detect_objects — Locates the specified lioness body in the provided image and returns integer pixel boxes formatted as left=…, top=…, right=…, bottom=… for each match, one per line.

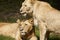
left=0, top=18, right=37, bottom=40
left=0, top=22, right=22, bottom=40
left=0, top=23, right=18, bottom=37
left=33, top=1, right=60, bottom=40
left=32, top=1, right=60, bottom=33
left=20, top=0, right=60, bottom=40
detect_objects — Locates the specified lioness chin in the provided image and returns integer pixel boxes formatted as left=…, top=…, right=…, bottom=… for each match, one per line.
left=20, top=0, right=60, bottom=40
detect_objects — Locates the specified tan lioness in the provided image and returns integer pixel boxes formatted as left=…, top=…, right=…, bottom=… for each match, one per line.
left=0, top=20, right=23, bottom=40
left=20, top=0, right=60, bottom=40
left=20, top=18, right=37, bottom=40
left=0, top=19, right=37, bottom=40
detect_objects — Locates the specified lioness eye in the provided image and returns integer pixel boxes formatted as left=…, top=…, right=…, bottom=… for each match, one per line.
left=20, top=24, right=22, bottom=26
left=25, top=5, right=27, bottom=6
left=25, top=24, right=27, bottom=25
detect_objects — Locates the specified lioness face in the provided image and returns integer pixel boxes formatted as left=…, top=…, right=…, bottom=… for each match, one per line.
left=20, top=19, right=33, bottom=35
left=20, top=0, right=34, bottom=15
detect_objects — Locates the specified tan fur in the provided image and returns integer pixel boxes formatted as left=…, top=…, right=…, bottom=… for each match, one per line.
left=0, top=19, right=37, bottom=40
left=20, top=18, right=37, bottom=40
left=0, top=22, right=22, bottom=40
left=20, top=0, right=60, bottom=40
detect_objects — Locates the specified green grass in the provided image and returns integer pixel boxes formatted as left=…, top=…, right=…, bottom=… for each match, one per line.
left=35, top=26, right=39, bottom=37
left=49, top=35, right=60, bottom=40
left=35, top=26, right=60, bottom=40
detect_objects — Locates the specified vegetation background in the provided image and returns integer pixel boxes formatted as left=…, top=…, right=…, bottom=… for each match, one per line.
left=0, top=0, right=60, bottom=40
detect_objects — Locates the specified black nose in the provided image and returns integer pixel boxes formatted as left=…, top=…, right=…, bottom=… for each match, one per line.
left=22, top=32, right=27, bottom=34
left=22, top=32, right=27, bottom=33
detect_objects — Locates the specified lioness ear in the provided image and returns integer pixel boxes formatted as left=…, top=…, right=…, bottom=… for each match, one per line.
left=29, top=18, right=33, bottom=24
left=29, top=0, right=37, bottom=4
left=16, top=19, right=21, bottom=23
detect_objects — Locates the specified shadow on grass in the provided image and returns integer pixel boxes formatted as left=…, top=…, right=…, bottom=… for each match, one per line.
left=0, top=35, right=15, bottom=40
left=49, top=36, right=60, bottom=40
left=35, top=26, right=60, bottom=40
left=36, top=35, right=60, bottom=40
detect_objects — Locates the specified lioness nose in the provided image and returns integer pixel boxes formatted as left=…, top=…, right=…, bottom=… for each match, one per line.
left=21, top=32, right=27, bottom=35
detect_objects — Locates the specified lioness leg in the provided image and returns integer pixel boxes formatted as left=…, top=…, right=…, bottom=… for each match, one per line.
left=29, top=32, right=37, bottom=40
left=39, top=21, right=47, bottom=40
left=30, top=36, right=37, bottom=40
left=15, top=28, right=22, bottom=40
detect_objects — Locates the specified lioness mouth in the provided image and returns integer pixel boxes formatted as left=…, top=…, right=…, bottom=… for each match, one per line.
left=20, top=13, right=27, bottom=16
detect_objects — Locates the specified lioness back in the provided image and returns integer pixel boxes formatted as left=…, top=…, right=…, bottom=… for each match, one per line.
left=0, top=23, right=19, bottom=38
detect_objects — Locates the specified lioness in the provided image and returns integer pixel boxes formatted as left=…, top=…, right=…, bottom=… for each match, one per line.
left=0, top=20, right=23, bottom=40
left=0, top=19, right=37, bottom=40
left=20, top=0, right=60, bottom=40
left=20, top=18, right=37, bottom=40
